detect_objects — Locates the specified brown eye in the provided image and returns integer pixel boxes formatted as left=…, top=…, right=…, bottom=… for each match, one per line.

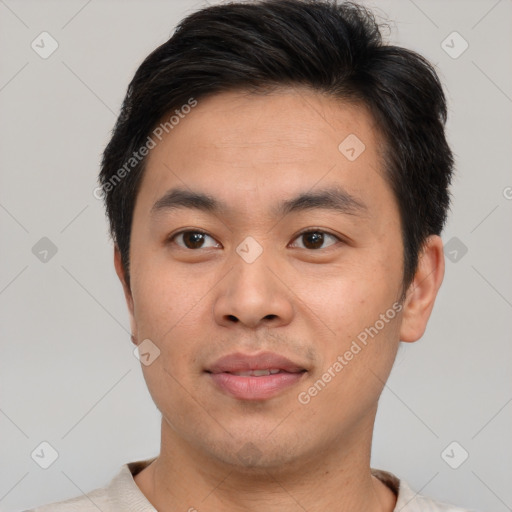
left=171, top=231, right=219, bottom=250
left=291, top=230, right=339, bottom=250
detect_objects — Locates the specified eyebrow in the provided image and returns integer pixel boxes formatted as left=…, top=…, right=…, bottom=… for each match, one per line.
left=150, top=186, right=367, bottom=218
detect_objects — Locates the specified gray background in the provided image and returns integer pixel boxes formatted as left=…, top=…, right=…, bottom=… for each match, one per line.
left=0, top=0, right=511, bottom=510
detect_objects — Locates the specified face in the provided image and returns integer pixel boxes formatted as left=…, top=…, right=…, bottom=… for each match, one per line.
left=116, top=88, right=434, bottom=470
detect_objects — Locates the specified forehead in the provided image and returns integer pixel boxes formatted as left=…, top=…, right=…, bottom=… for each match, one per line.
left=137, top=87, right=392, bottom=218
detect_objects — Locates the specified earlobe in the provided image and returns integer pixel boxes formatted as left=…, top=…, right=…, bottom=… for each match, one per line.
left=114, top=246, right=138, bottom=344
left=399, top=235, right=445, bottom=343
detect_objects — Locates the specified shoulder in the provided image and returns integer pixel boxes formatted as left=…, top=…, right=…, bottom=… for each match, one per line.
left=372, top=468, right=479, bottom=512
left=23, top=458, right=157, bottom=512
left=22, top=484, right=111, bottom=511
left=398, top=479, right=476, bottom=511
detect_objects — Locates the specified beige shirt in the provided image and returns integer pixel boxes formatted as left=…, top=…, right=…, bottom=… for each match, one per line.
left=25, top=457, right=474, bottom=511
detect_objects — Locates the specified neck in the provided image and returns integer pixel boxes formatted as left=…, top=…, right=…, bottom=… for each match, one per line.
left=134, top=417, right=397, bottom=512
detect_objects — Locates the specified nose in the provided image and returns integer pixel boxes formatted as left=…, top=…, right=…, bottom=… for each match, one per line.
left=212, top=247, right=294, bottom=330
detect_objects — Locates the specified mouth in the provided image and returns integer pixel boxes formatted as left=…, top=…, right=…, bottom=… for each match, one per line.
left=224, top=369, right=294, bottom=376
left=205, top=352, right=308, bottom=401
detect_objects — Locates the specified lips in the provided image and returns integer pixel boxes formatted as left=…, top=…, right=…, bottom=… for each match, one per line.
left=207, top=352, right=306, bottom=374
left=206, top=352, right=307, bottom=400
left=229, top=369, right=283, bottom=376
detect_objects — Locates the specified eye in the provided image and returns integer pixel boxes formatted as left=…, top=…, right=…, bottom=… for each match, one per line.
left=290, top=230, right=341, bottom=250
left=169, top=230, right=221, bottom=250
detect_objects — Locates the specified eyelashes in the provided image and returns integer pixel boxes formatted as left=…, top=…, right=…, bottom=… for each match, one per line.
left=168, top=229, right=342, bottom=251
left=170, top=230, right=220, bottom=250
left=290, top=230, right=340, bottom=250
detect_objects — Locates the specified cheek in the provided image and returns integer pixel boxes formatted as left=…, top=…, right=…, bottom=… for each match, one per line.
left=131, top=252, right=208, bottom=334
left=131, top=265, right=208, bottom=417
left=291, top=254, right=401, bottom=338
left=130, top=256, right=220, bottom=382
left=296, top=311, right=401, bottom=428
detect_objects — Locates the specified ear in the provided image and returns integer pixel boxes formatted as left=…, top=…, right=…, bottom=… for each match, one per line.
left=400, top=235, right=445, bottom=343
left=114, top=246, right=138, bottom=345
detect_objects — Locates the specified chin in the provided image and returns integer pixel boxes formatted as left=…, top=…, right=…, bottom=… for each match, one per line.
left=197, top=429, right=309, bottom=472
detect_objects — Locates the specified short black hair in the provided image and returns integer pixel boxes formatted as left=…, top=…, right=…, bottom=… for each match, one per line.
left=99, top=0, right=454, bottom=292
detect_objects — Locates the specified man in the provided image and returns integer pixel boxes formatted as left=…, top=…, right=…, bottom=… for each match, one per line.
left=27, top=0, right=474, bottom=510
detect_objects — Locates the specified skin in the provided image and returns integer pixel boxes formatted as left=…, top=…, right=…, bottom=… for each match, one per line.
left=114, top=87, right=445, bottom=512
